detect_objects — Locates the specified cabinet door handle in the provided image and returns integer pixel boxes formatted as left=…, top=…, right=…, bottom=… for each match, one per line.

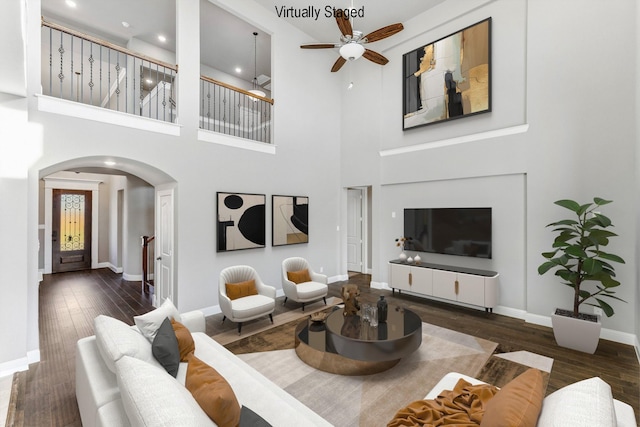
left=454, top=280, right=459, bottom=295
left=408, top=272, right=412, bottom=286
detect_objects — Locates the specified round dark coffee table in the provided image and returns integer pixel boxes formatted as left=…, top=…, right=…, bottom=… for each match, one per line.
left=294, top=305, right=422, bottom=375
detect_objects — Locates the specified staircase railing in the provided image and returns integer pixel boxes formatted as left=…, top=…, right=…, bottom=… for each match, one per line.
left=200, top=75, right=274, bottom=144
left=41, top=18, right=178, bottom=123
left=141, top=235, right=155, bottom=294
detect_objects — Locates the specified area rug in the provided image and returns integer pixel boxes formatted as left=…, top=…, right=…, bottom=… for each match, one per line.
left=237, top=323, right=498, bottom=427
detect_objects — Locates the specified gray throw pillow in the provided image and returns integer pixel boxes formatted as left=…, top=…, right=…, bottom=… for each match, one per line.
left=240, top=406, right=272, bottom=427
left=151, top=317, right=180, bottom=377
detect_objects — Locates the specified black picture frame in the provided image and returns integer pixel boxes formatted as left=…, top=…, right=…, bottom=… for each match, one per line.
left=216, top=192, right=266, bottom=252
left=403, top=17, right=491, bottom=130
left=272, top=195, right=309, bottom=246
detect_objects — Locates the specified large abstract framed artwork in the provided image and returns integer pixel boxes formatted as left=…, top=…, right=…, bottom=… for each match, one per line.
left=403, top=18, right=491, bottom=130
left=217, top=192, right=266, bottom=252
left=272, top=195, right=309, bottom=246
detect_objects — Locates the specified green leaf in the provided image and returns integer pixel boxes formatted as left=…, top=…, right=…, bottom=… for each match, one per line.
left=549, top=219, right=579, bottom=227
left=538, top=261, right=557, bottom=275
left=577, top=203, right=592, bottom=216
left=595, top=298, right=614, bottom=317
left=541, top=251, right=557, bottom=259
left=565, top=245, right=587, bottom=258
left=554, top=199, right=581, bottom=213
left=593, top=197, right=613, bottom=206
left=592, top=213, right=612, bottom=227
left=582, top=258, right=602, bottom=275
left=597, top=251, right=625, bottom=264
left=578, top=289, right=591, bottom=299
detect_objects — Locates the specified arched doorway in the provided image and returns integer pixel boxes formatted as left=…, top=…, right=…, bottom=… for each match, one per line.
left=39, top=156, right=177, bottom=307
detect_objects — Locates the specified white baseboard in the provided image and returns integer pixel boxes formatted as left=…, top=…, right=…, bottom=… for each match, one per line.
left=370, top=281, right=388, bottom=290
left=106, top=263, right=123, bottom=274
left=0, top=350, right=40, bottom=378
left=123, top=273, right=142, bottom=281
left=328, top=274, right=348, bottom=283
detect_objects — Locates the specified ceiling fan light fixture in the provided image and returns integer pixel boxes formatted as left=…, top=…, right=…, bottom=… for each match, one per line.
left=339, top=42, right=365, bottom=61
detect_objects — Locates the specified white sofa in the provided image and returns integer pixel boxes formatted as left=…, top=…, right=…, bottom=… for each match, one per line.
left=426, top=372, right=637, bottom=427
left=76, top=309, right=331, bottom=427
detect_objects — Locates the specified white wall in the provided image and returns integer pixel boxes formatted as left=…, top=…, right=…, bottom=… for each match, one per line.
left=1, top=0, right=638, bottom=372
left=341, top=0, right=638, bottom=341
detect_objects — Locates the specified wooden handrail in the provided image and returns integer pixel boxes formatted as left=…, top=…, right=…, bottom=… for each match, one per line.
left=200, top=75, right=274, bottom=105
left=42, top=17, right=178, bottom=72
left=142, top=235, right=155, bottom=294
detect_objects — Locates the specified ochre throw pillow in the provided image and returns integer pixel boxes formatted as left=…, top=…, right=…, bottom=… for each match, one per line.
left=186, top=354, right=241, bottom=427
left=225, top=279, right=258, bottom=300
left=171, top=319, right=195, bottom=362
left=480, top=368, right=545, bottom=427
left=287, top=269, right=312, bottom=284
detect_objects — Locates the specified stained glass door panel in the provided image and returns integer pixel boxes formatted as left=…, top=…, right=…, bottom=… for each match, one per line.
left=52, top=189, right=92, bottom=272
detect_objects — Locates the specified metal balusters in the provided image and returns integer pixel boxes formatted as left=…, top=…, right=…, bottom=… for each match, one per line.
left=42, top=19, right=177, bottom=123
left=198, top=76, right=273, bottom=144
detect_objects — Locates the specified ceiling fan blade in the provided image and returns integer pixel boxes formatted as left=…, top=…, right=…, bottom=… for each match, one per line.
left=331, top=56, right=347, bottom=72
left=300, top=43, right=338, bottom=49
left=336, top=15, right=353, bottom=37
left=363, top=49, right=389, bottom=65
left=364, top=23, right=404, bottom=43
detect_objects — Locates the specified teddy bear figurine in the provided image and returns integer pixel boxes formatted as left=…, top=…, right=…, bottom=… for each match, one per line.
left=341, top=284, right=361, bottom=316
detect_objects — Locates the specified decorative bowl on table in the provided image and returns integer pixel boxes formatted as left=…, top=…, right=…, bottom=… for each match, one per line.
left=310, top=312, right=328, bottom=323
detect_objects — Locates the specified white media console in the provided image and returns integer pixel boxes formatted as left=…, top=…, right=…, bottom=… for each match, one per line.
left=388, top=260, right=499, bottom=312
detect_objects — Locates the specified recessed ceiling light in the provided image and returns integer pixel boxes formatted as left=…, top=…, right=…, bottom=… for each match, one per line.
left=121, top=21, right=130, bottom=28
left=104, top=161, right=116, bottom=166
left=158, top=35, right=166, bottom=43
left=235, top=67, right=242, bottom=73
left=65, top=0, right=77, bottom=8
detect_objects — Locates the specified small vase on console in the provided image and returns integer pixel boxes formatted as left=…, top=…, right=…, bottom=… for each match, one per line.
left=398, top=252, right=407, bottom=261
left=414, top=254, right=422, bottom=264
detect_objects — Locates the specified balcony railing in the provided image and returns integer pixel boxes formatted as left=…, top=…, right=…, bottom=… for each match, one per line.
left=200, top=76, right=273, bottom=144
left=41, top=18, right=177, bottom=123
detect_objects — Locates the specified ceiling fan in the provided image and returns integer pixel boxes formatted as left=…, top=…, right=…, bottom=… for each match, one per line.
left=300, top=15, right=404, bottom=72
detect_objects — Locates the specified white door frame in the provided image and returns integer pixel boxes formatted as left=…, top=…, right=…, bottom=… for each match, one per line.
left=42, top=176, right=102, bottom=274
left=154, top=186, right=175, bottom=307
left=346, top=187, right=369, bottom=273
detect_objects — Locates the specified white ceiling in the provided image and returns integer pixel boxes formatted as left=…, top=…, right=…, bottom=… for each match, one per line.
left=40, top=0, right=445, bottom=85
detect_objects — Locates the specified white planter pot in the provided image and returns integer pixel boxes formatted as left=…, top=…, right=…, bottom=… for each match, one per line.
left=551, top=310, right=602, bottom=354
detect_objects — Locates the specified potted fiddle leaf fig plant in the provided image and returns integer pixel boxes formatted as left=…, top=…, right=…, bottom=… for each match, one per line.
left=538, top=197, right=625, bottom=354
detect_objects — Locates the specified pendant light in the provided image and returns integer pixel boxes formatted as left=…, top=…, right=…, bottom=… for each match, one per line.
left=248, top=31, right=266, bottom=101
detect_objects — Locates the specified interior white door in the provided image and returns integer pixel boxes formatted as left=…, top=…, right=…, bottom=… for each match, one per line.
left=155, top=188, right=174, bottom=307
left=347, top=188, right=363, bottom=272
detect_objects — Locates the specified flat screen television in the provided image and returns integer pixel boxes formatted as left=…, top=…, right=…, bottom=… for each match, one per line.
left=403, top=208, right=492, bottom=258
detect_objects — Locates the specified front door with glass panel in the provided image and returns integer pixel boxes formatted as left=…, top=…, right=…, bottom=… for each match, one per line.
left=52, top=189, right=92, bottom=272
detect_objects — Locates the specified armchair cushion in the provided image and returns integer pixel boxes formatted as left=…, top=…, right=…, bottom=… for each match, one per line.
left=230, top=295, right=275, bottom=320
left=287, top=269, right=312, bottom=284
left=226, top=279, right=258, bottom=300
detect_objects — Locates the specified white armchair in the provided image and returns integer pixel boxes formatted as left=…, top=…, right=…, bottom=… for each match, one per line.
left=281, top=257, right=328, bottom=311
left=219, top=265, right=276, bottom=334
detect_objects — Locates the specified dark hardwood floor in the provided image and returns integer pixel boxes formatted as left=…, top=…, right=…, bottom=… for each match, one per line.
left=7, top=268, right=640, bottom=426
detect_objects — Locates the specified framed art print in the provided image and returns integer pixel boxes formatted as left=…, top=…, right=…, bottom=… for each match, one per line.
left=217, top=192, right=266, bottom=252
left=403, top=17, right=491, bottom=130
left=272, top=195, right=309, bottom=246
